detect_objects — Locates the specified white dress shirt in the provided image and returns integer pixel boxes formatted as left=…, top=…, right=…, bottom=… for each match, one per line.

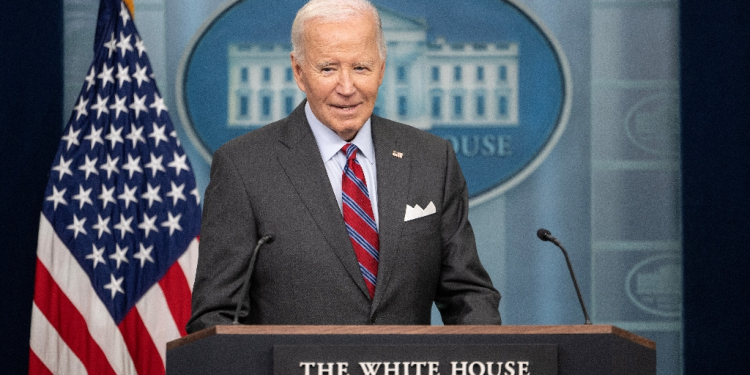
left=305, top=102, right=379, bottom=227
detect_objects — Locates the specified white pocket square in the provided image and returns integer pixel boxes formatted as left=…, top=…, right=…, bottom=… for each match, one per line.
left=404, top=201, right=436, bottom=222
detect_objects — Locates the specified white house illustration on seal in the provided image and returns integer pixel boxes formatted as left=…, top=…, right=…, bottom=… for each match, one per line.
left=226, top=7, right=519, bottom=129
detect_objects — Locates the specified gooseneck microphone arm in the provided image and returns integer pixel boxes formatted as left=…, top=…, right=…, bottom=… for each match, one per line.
left=536, top=228, right=592, bottom=325
left=232, top=234, right=274, bottom=325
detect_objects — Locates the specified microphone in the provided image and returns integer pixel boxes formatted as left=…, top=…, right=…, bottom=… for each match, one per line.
left=536, top=228, right=592, bottom=325
left=232, top=234, right=274, bottom=325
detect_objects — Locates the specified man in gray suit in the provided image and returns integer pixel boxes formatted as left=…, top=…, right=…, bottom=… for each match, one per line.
left=186, top=0, right=501, bottom=333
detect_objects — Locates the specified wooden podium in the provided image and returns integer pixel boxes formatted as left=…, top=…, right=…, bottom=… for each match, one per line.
left=166, top=325, right=655, bottom=375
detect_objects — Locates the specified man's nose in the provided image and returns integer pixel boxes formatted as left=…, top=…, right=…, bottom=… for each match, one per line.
left=336, top=69, right=355, bottom=95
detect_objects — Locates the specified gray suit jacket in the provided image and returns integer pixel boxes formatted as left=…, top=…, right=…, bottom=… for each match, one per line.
left=186, top=102, right=501, bottom=333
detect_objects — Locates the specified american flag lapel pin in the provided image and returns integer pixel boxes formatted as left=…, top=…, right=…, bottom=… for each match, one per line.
left=392, top=150, right=403, bottom=158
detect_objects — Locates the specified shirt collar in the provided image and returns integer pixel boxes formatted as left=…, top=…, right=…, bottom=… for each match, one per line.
left=305, top=101, right=375, bottom=165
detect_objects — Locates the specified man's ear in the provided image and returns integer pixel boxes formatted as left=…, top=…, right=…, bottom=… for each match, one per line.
left=378, top=59, right=386, bottom=86
left=290, top=52, right=307, bottom=93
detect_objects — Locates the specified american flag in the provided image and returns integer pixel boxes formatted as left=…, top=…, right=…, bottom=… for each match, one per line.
left=29, top=0, right=201, bottom=373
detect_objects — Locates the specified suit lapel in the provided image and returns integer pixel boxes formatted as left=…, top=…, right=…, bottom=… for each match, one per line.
left=275, top=104, right=371, bottom=299
left=370, top=117, right=411, bottom=312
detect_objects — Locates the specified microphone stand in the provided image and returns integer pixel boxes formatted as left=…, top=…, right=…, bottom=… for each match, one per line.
left=537, top=228, right=592, bottom=325
left=233, top=235, right=274, bottom=325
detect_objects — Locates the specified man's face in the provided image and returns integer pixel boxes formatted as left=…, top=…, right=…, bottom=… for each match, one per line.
left=291, top=13, right=385, bottom=141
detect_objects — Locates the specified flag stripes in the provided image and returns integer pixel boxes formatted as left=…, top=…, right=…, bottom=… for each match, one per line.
left=177, top=240, right=198, bottom=292
left=30, top=304, right=89, bottom=374
left=118, top=309, right=163, bottom=375
left=157, top=262, right=193, bottom=337
left=32, top=260, right=118, bottom=375
left=133, top=286, right=179, bottom=368
left=33, top=216, right=137, bottom=375
left=31, top=216, right=199, bottom=374
left=28, top=350, right=54, bottom=375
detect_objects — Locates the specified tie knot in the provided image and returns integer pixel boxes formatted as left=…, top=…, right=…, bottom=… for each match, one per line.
left=342, top=143, right=358, bottom=161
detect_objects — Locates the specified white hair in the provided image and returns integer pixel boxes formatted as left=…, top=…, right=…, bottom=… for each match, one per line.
left=291, top=0, right=387, bottom=64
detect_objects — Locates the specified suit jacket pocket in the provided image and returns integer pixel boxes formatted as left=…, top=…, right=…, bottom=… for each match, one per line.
left=401, top=210, right=440, bottom=235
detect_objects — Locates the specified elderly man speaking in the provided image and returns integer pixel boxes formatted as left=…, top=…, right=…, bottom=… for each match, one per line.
left=186, top=0, right=501, bottom=332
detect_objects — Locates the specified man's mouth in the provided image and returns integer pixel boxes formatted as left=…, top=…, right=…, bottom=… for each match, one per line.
left=331, top=103, right=359, bottom=110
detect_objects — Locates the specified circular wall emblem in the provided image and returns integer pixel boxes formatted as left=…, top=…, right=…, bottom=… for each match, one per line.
left=625, top=92, right=680, bottom=156
left=625, top=254, right=682, bottom=318
left=177, top=0, right=571, bottom=205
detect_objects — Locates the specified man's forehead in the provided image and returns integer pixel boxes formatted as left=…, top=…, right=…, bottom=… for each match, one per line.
left=303, top=13, right=377, bottom=37
left=304, top=31, right=381, bottom=62
left=305, top=11, right=375, bottom=27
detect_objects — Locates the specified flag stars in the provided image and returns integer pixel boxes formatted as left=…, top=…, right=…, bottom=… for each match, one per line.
left=116, top=31, right=133, bottom=57
left=138, top=213, right=159, bottom=238
left=46, top=186, right=68, bottom=210
left=52, top=156, right=73, bottom=181
left=67, top=214, right=88, bottom=239
left=61, top=126, right=81, bottom=151
left=135, top=35, right=146, bottom=57
left=149, top=123, right=169, bottom=147
left=105, top=124, right=124, bottom=149
left=161, top=212, right=183, bottom=235
left=150, top=93, right=168, bottom=117
left=83, top=126, right=104, bottom=150
left=100, top=154, right=120, bottom=179
left=113, top=213, right=134, bottom=239
left=78, top=155, right=99, bottom=180
left=122, top=154, right=143, bottom=179
left=92, top=214, right=112, bottom=239
left=132, top=62, right=150, bottom=88
left=115, top=63, right=132, bottom=89
left=167, top=181, right=186, bottom=206
left=118, top=184, right=138, bottom=209
left=120, top=2, right=131, bottom=26
left=103, top=274, right=125, bottom=299
left=129, top=93, right=148, bottom=119
left=98, top=184, right=116, bottom=208
left=72, top=184, right=94, bottom=209
left=134, top=243, right=155, bottom=268
left=86, top=244, right=106, bottom=269
left=191, top=188, right=201, bottom=205
left=170, top=130, right=182, bottom=147
left=90, top=94, right=110, bottom=120
left=103, top=32, right=117, bottom=58
left=126, top=124, right=146, bottom=148
left=144, top=152, right=165, bottom=177
left=84, top=67, right=96, bottom=91
left=168, top=152, right=190, bottom=176
left=109, top=244, right=130, bottom=269
left=73, top=96, right=89, bottom=121
left=109, top=94, right=128, bottom=120
left=142, top=183, right=162, bottom=208
left=97, top=63, right=115, bottom=88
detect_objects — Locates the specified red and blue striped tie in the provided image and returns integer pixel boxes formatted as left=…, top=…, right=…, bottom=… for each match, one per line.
left=341, top=143, right=379, bottom=299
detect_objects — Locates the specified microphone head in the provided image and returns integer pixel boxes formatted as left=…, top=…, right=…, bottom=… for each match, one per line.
left=537, top=228, right=552, bottom=241
left=262, top=234, right=275, bottom=244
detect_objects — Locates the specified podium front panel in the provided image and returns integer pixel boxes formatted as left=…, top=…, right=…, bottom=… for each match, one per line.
left=166, top=325, right=655, bottom=375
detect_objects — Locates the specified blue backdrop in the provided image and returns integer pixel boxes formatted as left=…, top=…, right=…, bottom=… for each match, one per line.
left=1, top=0, right=749, bottom=374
